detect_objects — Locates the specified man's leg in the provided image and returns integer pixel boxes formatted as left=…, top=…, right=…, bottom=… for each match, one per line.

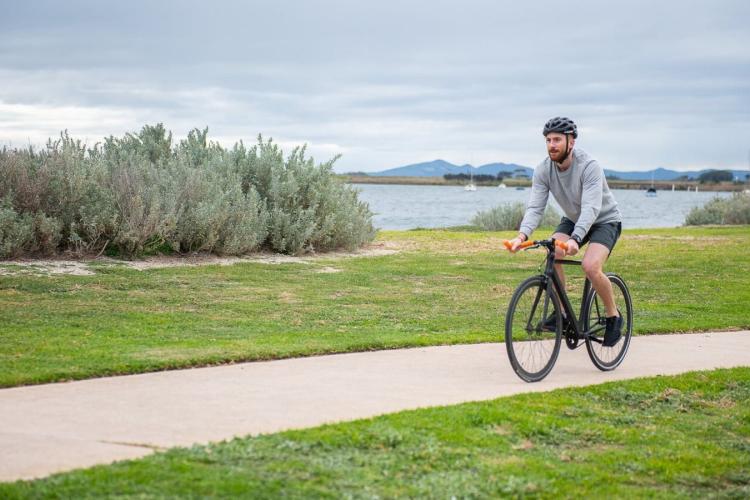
left=548, top=231, right=572, bottom=327
left=544, top=217, right=575, bottom=330
left=581, top=243, right=618, bottom=317
left=552, top=232, right=570, bottom=291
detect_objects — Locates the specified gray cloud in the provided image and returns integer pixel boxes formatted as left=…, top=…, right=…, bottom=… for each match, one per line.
left=1, top=0, right=748, bottom=172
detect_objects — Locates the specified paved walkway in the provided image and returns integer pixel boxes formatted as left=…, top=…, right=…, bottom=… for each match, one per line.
left=1, top=330, right=749, bottom=482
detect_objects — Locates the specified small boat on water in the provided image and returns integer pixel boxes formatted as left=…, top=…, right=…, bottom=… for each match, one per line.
left=498, top=183, right=507, bottom=189
left=464, top=166, right=476, bottom=191
left=646, top=187, right=657, bottom=197
left=515, top=186, right=525, bottom=191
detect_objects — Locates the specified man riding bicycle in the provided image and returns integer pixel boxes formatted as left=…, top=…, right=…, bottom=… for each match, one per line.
left=507, top=117, right=624, bottom=347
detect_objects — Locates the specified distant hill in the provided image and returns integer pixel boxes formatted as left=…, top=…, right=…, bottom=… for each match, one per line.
left=474, top=162, right=533, bottom=177
left=604, top=167, right=749, bottom=181
left=368, top=159, right=458, bottom=177
left=372, top=160, right=749, bottom=182
left=371, top=160, right=533, bottom=178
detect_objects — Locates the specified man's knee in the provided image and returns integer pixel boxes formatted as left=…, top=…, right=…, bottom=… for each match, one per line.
left=581, top=257, right=602, bottom=276
left=582, top=243, right=609, bottom=276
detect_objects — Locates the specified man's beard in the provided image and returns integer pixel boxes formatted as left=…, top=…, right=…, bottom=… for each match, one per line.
left=548, top=148, right=567, bottom=163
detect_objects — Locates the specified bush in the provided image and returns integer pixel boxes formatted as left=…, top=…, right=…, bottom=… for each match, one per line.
left=0, top=125, right=375, bottom=258
left=471, top=202, right=561, bottom=231
left=232, top=137, right=374, bottom=254
left=30, top=212, right=63, bottom=255
left=0, top=200, right=34, bottom=258
left=698, top=170, right=733, bottom=184
left=684, top=193, right=750, bottom=226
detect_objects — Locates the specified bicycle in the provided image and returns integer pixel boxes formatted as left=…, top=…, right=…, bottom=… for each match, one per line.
left=502, top=238, right=633, bottom=382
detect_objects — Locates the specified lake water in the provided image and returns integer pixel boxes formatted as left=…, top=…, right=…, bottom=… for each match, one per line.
left=353, top=184, right=732, bottom=230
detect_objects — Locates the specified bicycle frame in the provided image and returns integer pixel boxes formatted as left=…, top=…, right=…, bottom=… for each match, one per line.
left=541, top=240, right=593, bottom=340
left=506, top=236, right=610, bottom=344
left=544, top=251, right=591, bottom=337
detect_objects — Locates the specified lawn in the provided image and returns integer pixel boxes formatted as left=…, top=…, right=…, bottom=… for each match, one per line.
left=2, top=368, right=748, bottom=497
left=0, top=226, right=748, bottom=387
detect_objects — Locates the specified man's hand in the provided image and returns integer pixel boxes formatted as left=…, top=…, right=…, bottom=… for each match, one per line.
left=507, top=235, right=526, bottom=253
left=566, top=238, right=579, bottom=256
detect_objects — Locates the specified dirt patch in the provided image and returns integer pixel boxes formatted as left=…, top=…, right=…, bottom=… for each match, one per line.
left=121, top=245, right=397, bottom=270
left=0, top=244, right=398, bottom=276
left=0, top=261, right=95, bottom=276
left=122, top=254, right=310, bottom=270
left=512, top=439, right=535, bottom=451
left=315, top=266, right=342, bottom=274
left=378, top=234, right=511, bottom=254
left=491, top=284, right=514, bottom=294
left=278, top=292, right=299, bottom=304
left=627, top=234, right=732, bottom=242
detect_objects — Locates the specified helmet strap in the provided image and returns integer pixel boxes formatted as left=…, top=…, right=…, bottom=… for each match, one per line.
left=558, top=135, right=572, bottom=164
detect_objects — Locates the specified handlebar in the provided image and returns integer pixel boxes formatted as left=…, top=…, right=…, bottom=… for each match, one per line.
left=503, top=240, right=535, bottom=250
left=503, top=239, right=569, bottom=252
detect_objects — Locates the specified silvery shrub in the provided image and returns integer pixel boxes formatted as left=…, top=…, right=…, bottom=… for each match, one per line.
left=685, top=193, right=750, bottom=226
left=472, top=202, right=561, bottom=231
left=0, top=124, right=375, bottom=257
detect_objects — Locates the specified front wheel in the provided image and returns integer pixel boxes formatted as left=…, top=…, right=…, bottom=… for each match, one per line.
left=582, top=273, right=633, bottom=371
left=505, top=276, right=562, bottom=382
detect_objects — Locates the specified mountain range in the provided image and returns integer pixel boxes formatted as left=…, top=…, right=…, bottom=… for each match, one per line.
left=369, top=159, right=749, bottom=182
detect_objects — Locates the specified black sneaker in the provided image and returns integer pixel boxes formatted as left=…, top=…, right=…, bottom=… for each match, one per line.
left=603, top=314, right=623, bottom=347
left=542, top=312, right=558, bottom=332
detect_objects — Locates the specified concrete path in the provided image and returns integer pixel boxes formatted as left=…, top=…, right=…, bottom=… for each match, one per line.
left=1, top=330, right=749, bottom=482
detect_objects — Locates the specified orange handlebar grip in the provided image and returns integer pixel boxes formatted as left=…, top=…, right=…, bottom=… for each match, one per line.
left=503, top=240, right=534, bottom=250
left=555, top=240, right=569, bottom=251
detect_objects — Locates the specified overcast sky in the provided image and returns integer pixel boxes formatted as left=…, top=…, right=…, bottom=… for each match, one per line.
left=1, top=0, right=748, bottom=172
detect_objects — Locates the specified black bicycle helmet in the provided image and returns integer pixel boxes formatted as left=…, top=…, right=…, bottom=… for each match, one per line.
left=543, top=117, right=578, bottom=138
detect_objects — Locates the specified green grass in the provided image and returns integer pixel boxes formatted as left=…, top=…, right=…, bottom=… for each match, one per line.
left=2, top=368, right=749, bottom=497
left=1, top=226, right=749, bottom=387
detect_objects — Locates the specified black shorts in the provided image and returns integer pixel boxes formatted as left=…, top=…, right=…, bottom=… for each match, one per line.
left=554, top=217, right=622, bottom=253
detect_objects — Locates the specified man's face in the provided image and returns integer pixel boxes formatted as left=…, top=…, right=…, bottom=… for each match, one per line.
left=546, top=132, right=575, bottom=162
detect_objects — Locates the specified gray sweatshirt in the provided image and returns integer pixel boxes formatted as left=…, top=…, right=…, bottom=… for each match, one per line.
left=519, top=148, right=621, bottom=241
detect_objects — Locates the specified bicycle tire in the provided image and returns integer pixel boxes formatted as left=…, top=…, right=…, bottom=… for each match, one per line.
left=505, top=275, right=562, bottom=382
left=582, top=273, right=633, bottom=371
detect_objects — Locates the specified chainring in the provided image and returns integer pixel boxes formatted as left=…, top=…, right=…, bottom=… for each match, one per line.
left=564, top=323, right=580, bottom=350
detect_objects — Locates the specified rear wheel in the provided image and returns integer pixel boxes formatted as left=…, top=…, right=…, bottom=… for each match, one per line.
left=505, top=276, right=562, bottom=382
left=582, top=273, right=633, bottom=370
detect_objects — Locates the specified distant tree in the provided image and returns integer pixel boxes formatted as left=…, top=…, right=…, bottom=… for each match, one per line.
left=496, top=172, right=507, bottom=180
left=606, top=174, right=620, bottom=181
left=444, top=173, right=497, bottom=182
left=698, top=170, right=733, bottom=184
left=444, top=173, right=467, bottom=181
left=474, top=174, right=496, bottom=182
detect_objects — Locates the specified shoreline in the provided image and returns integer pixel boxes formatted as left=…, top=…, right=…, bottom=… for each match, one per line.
left=341, top=175, right=748, bottom=192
